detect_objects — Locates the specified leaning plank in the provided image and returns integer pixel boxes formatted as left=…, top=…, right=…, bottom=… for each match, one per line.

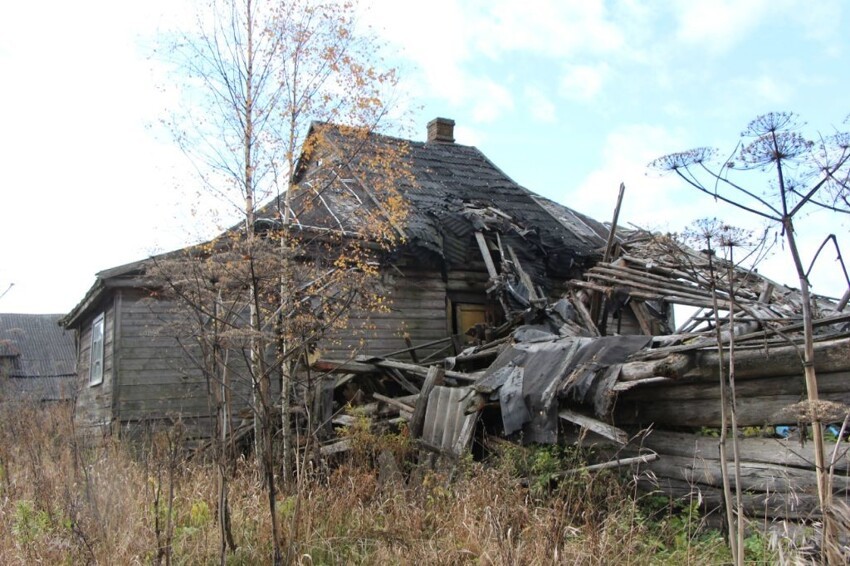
left=474, top=231, right=499, bottom=279
left=559, top=409, right=629, bottom=445
left=408, top=366, right=445, bottom=438
left=386, top=368, right=420, bottom=395
left=570, top=290, right=601, bottom=336
left=561, top=453, right=658, bottom=475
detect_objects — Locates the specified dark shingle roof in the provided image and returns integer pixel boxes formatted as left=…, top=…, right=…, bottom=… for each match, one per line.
left=0, top=313, right=75, bottom=377
left=0, top=313, right=76, bottom=402
left=280, top=123, right=610, bottom=278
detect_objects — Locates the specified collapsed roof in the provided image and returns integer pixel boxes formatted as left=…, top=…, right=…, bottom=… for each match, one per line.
left=264, top=120, right=614, bottom=280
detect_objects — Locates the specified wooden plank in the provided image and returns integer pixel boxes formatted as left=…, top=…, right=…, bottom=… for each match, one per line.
left=409, top=366, right=444, bottom=438
left=475, top=231, right=498, bottom=279
left=452, top=412, right=479, bottom=456
left=366, top=358, right=477, bottom=383
left=559, top=409, right=629, bottom=445
left=570, top=291, right=600, bottom=336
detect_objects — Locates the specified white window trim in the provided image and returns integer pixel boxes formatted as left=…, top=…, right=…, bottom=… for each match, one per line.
left=89, top=313, right=105, bottom=386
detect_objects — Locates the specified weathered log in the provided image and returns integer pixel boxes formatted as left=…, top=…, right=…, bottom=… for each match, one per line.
left=636, top=429, right=850, bottom=472
left=646, top=454, right=850, bottom=494
left=638, top=476, right=822, bottom=520
left=615, top=373, right=850, bottom=427
left=621, top=371, right=850, bottom=403
left=611, top=377, right=672, bottom=392
left=619, top=353, right=693, bottom=381
left=688, top=338, right=850, bottom=381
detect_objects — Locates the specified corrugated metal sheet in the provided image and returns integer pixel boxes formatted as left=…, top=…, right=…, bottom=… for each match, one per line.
left=422, top=385, right=475, bottom=456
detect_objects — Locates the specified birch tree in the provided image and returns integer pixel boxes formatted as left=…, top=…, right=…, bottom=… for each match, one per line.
left=156, top=1, right=408, bottom=563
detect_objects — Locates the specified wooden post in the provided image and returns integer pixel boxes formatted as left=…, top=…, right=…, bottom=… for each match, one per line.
left=591, top=183, right=626, bottom=327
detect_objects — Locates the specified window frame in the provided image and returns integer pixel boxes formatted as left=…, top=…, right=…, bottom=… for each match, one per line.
left=89, top=313, right=105, bottom=386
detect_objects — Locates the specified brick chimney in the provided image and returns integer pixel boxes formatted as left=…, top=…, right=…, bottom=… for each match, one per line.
left=427, top=117, right=455, bottom=143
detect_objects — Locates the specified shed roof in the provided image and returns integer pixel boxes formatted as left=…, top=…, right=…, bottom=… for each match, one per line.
left=0, top=313, right=76, bottom=402
left=0, top=313, right=75, bottom=378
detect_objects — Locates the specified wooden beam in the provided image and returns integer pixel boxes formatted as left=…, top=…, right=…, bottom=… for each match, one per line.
left=474, top=231, right=499, bottom=279
left=313, top=359, right=377, bottom=374
left=558, top=409, right=629, bottom=445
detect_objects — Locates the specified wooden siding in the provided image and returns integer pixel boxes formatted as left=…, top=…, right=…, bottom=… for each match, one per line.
left=112, top=289, right=255, bottom=431
left=74, top=298, right=115, bottom=438
left=323, top=265, right=452, bottom=358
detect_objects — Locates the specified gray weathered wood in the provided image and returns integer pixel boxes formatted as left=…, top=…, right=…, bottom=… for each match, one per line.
left=409, top=366, right=444, bottom=438
left=559, top=409, right=629, bottom=445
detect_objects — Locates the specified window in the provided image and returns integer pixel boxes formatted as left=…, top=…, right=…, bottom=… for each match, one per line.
left=89, top=313, right=104, bottom=386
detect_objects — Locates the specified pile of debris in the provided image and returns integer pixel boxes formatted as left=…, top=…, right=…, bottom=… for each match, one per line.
left=309, top=229, right=850, bottom=521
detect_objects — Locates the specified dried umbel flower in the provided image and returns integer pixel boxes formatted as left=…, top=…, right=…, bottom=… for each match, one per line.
left=778, top=400, right=849, bottom=424
left=648, top=147, right=717, bottom=172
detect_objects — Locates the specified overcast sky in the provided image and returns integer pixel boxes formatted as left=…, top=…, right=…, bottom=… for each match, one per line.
left=1, top=0, right=848, bottom=314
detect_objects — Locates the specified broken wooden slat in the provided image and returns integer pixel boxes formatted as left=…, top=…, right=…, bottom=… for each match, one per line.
left=570, top=290, right=601, bottom=336
left=558, top=453, right=657, bottom=476
left=386, top=368, right=420, bottom=395
left=409, top=366, right=445, bottom=438
left=505, top=244, right=539, bottom=302
left=369, top=358, right=477, bottom=382
left=334, top=373, right=356, bottom=388
left=474, top=231, right=499, bottom=279
left=558, top=409, right=629, bottom=445
left=314, top=359, right=377, bottom=374
left=452, top=412, right=479, bottom=456
left=381, top=336, right=452, bottom=359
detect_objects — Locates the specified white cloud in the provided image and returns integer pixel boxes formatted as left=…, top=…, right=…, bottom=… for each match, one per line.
left=559, top=63, right=609, bottom=102
left=567, top=124, right=702, bottom=231
left=672, top=0, right=771, bottom=54
left=737, top=75, right=792, bottom=106
left=471, top=0, right=624, bottom=59
left=525, top=86, right=557, bottom=123
left=469, top=79, right=515, bottom=123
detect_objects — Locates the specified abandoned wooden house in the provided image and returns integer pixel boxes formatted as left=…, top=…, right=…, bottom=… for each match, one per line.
left=60, top=117, right=643, bottom=439
left=59, top=116, right=850, bottom=524
left=0, top=313, right=76, bottom=404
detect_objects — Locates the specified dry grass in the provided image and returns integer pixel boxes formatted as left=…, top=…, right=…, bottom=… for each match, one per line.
left=0, top=402, right=767, bottom=565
